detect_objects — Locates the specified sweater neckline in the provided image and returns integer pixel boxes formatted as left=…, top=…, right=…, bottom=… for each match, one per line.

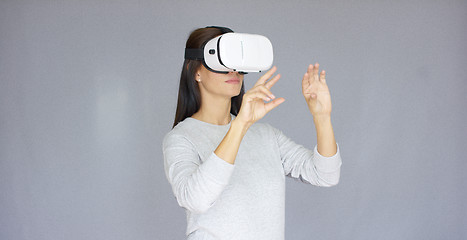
left=187, top=114, right=235, bottom=127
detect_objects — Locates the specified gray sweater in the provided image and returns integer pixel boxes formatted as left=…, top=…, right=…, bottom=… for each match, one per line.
left=163, top=115, right=342, bottom=240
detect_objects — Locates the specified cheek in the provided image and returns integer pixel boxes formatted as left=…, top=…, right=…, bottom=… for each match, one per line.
left=204, top=74, right=221, bottom=86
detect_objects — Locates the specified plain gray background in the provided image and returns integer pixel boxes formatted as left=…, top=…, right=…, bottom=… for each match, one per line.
left=1, top=1, right=466, bottom=239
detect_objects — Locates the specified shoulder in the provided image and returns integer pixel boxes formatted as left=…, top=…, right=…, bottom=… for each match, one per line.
left=250, top=122, right=279, bottom=134
left=162, top=118, right=196, bottom=150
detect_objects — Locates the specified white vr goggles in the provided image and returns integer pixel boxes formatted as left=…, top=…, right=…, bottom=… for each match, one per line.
left=184, top=26, right=274, bottom=74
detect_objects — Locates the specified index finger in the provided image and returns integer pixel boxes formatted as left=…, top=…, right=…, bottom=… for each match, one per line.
left=254, top=66, right=277, bottom=87
left=264, top=73, right=281, bottom=89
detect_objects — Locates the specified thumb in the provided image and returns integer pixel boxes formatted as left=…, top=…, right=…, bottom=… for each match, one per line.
left=264, top=97, right=285, bottom=113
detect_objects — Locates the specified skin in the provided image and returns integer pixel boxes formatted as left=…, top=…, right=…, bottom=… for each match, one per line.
left=191, top=63, right=337, bottom=165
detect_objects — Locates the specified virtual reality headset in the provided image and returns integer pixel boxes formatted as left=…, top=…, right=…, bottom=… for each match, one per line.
left=184, top=26, right=274, bottom=74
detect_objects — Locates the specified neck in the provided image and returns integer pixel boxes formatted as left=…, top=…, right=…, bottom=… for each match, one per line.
left=192, top=94, right=232, bottom=125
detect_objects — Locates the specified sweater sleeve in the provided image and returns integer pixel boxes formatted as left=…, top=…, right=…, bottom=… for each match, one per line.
left=270, top=125, right=342, bottom=187
left=162, top=132, right=235, bottom=214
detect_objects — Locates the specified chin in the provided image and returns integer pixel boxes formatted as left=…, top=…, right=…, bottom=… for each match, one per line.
left=232, top=89, right=242, bottom=97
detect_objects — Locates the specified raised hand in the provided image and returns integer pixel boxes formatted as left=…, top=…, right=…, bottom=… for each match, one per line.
left=236, top=66, right=285, bottom=128
left=302, top=63, right=332, bottom=117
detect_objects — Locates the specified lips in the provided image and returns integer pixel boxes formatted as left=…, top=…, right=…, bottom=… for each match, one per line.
left=225, top=79, right=240, bottom=84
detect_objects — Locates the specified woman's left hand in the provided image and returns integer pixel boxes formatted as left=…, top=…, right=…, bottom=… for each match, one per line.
left=302, top=63, right=332, bottom=118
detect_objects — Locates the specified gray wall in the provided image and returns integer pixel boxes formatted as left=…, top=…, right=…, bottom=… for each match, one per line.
left=1, top=1, right=466, bottom=239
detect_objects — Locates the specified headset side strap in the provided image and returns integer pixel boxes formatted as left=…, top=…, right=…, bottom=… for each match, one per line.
left=184, top=48, right=204, bottom=60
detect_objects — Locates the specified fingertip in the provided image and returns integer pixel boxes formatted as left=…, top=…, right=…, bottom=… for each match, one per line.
left=307, top=65, right=313, bottom=74
left=268, top=66, right=277, bottom=73
left=275, top=97, right=285, bottom=106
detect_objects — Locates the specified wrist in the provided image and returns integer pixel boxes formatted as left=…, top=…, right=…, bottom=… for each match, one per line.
left=231, top=118, right=251, bottom=136
left=313, top=114, right=331, bottom=124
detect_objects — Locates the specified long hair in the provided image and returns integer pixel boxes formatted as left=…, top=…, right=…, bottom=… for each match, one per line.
left=172, top=27, right=245, bottom=128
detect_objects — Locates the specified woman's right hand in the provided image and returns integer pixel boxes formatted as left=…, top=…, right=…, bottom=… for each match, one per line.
left=234, top=66, right=285, bottom=129
left=215, top=67, right=284, bottom=164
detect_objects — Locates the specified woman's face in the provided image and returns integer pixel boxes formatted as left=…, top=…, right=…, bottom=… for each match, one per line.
left=196, top=65, right=244, bottom=99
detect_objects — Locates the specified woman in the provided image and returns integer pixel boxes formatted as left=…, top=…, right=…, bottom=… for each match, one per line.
left=163, top=26, right=342, bottom=240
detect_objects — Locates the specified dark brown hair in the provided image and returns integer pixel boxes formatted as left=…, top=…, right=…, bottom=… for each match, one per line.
left=172, top=27, right=245, bottom=128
